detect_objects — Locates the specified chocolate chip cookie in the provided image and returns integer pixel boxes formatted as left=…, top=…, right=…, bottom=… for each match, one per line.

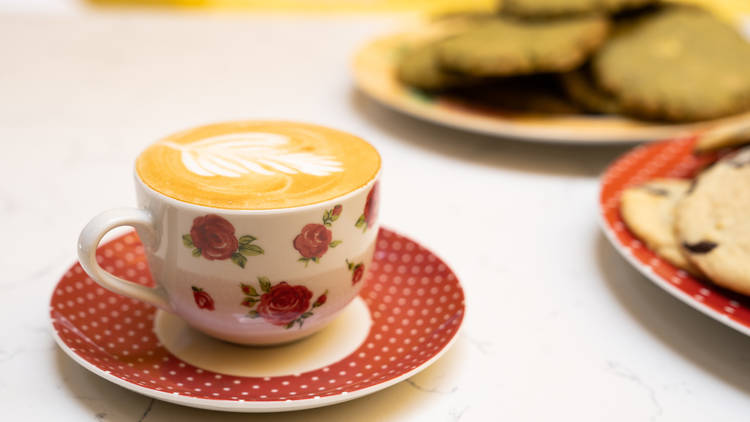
left=676, top=147, right=750, bottom=293
left=620, top=178, right=699, bottom=274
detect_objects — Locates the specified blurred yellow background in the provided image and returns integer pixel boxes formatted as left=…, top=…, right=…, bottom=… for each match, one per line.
left=89, top=0, right=750, bottom=20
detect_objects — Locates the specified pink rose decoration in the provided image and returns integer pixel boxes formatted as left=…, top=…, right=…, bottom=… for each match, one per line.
left=363, top=183, right=379, bottom=228
left=191, top=286, right=215, bottom=311
left=293, top=223, right=333, bottom=259
left=190, top=214, right=238, bottom=260
left=257, top=282, right=313, bottom=326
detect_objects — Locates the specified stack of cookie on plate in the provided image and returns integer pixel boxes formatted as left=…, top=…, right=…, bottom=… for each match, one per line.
left=396, top=0, right=750, bottom=122
left=621, top=128, right=750, bottom=295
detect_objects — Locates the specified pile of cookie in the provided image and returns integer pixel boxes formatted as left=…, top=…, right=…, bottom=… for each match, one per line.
left=621, top=128, right=750, bottom=295
left=396, top=0, right=750, bottom=122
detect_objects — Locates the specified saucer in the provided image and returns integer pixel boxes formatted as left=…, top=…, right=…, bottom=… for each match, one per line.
left=50, top=228, right=465, bottom=412
left=599, top=136, right=750, bottom=337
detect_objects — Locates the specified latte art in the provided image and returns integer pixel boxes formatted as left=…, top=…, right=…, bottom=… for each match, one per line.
left=136, top=121, right=381, bottom=210
left=161, top=132, right=344, bottom=178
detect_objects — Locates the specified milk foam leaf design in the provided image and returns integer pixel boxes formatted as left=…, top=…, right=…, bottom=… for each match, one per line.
left=239, top=278, right=325, bottom=329
left=161, top=133, right=344, bottom=178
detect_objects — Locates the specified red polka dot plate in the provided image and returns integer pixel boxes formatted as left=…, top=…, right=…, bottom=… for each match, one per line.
left=50, top=228, right=465, bottom=412
left=599, top=136, right=750, bottom=336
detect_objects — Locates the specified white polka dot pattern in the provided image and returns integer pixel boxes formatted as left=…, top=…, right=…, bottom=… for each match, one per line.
left=50, top=228, right=465, bottom=404
left=600, top=136, right=750, bottom=332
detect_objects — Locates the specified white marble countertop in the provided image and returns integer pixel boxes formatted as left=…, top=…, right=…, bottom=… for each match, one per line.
left=3, top=8, right=750, bottom=422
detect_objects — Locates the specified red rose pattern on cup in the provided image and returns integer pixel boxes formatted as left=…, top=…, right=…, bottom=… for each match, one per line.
left=352, top=264, right=365, bottom=284
left=331, top=204, right=342, bottom=218
left=294, top=224, right=332, bottom=259
left=294, top=205, right=343, bottom=266
left=182, top=214, right=263, bottom=268
left=257, top=282, right=312, bottom=327
left=190, top=214, right=237, bottom=260
left=240, top=277, right=327, bottom=329
left=355, top=183, right=379, bottom=232
left=191, top=286, right=215, bottom=311
left=346, top=259, right=365, bottom=285
left=313, top=290, right=328, bottom=308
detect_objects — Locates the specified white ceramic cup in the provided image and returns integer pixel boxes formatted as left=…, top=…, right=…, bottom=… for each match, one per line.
left=78, top=174, right=380, bottom=345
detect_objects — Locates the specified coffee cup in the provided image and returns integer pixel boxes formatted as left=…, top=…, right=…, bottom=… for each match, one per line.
left=78, top=121, right=381, bottom=345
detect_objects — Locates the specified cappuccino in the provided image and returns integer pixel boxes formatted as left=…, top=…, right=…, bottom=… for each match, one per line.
left=136, top=121, right=381, bottom=210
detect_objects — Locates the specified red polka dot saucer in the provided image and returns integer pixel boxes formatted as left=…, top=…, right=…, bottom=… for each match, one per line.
left=50, top=228, right=465, bottom=412
left=600, top=136, right=750, bottom=336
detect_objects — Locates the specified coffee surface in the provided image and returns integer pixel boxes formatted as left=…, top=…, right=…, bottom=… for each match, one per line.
left=136, top=121, right=381, bottom=210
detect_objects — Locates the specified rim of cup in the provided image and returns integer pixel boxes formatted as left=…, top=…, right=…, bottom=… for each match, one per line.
left=133, top=168, right=382, bottom=216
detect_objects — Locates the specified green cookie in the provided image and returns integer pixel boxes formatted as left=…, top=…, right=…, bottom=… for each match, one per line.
left=436, top=15, right=610, bottom=78
left=396, top=42, right=475, bottom=91
left=501, top=0, right=659, bottom=18
left=560, top=67, right=620, bottom=114
left=395, top=14, right=491, bottom=91
left=593, top=6, right=750, bottom=121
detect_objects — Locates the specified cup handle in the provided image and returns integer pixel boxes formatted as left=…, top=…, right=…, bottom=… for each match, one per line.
left=78, top=208, right=172, bottom=312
